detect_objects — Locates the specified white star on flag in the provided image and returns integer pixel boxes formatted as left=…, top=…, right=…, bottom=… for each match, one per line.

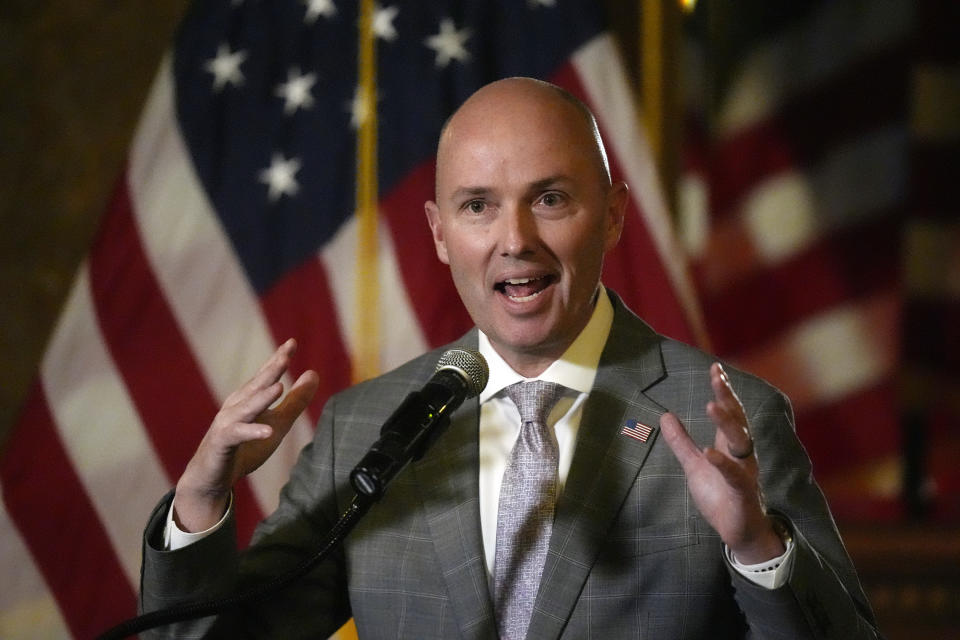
left=373, top=5, right=399, bottom=42
left=258, top=153, right=302, bottom=202
left=303, top=0, right=336, bottom=24
left=204, top=43, right=248, bottom=92
left=424, top=18, right=471, bottom=68
left=275, top=68, right=318, bottom=115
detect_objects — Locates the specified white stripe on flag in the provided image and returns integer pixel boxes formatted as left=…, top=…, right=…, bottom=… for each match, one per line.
left=574, top=35, right=707, bottom=344
left=40, top=267, right=169, bottom=586
left=742, top=127, right=906, bottom=263
left=736, top=290, right=898, bottom=410
left=126, top=55, right=313, bottom=516
left=0, top=496, right=71, bottom=640
left=127, top=54, right=275, bottom=402
left=320, top=215, right=429, bottom=374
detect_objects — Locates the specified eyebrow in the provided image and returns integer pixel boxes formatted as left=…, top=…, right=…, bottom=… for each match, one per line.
left=528, top=175, right=571, bottom=192
left=449, top=186, right=491, bottom=202
left=448, top=175, right=572, bottom=203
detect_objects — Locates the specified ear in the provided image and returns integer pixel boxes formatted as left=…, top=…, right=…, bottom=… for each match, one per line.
left=424, top=200, right=450, bottom=265
left=603, top=181, right=629, bottom=253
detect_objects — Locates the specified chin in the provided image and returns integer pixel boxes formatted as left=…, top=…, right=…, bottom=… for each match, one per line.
left=502, top=328, right=566, bottom=357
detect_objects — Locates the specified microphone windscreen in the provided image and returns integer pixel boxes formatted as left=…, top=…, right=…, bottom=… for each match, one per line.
left=436, top=348, right=488, bottom=398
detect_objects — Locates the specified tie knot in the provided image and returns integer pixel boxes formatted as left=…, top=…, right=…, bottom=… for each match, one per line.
left=504, top=380, right=565, bottom=425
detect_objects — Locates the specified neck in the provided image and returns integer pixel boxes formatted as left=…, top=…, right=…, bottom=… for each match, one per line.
left=496, top=348, right=568, bottom=379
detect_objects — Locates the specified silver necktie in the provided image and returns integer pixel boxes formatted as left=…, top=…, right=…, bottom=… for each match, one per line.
left=494, top=380, right=565, bottom=640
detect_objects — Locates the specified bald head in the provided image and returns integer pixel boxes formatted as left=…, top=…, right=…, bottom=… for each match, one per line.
left=435, top=78, right=612, bottom=197
left=424, top=76, right=628, bottom=375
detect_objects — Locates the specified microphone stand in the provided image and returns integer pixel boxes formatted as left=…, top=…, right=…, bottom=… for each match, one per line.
left=97, top=348, right=483, bottom=639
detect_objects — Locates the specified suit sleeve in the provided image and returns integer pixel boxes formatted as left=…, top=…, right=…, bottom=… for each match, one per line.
left=726, top=383, right=883, bottom=640
left=138, top=394, right=352, bottom=639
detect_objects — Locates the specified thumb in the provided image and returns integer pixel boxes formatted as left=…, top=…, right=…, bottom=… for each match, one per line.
left=659, top=412, right=703, bottom=471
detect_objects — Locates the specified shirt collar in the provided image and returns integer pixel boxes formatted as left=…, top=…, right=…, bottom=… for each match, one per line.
left=478, top=287, right=614, bottom=402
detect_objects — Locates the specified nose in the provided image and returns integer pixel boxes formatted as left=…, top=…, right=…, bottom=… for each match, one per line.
left=500, top=204, right=539, bottom=257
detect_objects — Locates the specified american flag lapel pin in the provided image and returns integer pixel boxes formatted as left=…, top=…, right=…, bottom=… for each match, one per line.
left=620, top=419, right=654, bottom=443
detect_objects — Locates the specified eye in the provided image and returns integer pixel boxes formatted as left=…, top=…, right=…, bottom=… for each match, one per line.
left=537, top=191, right=566, bottom=208
left=464, top=199, right=487, bottom=214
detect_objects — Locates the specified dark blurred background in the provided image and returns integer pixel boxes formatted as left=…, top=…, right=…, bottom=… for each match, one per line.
left=1, top=1, right=957, bottom=638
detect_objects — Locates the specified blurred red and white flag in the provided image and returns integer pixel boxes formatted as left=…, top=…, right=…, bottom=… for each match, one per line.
left=681, top=0, right=958, bottom=520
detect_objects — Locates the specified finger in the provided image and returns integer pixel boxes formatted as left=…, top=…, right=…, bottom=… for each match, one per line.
left=226, top=339, right=297, bottom=407
left=250, top=338, right=298, bottom=392
left=707, top=399, right=753, bottom=460
left=659, top=412, right=703, bottom=471
left=707, top=400, right=749, bottom=443
left=255, top=338, right=297, bottom=376
left=707, top=363, right=752, bottom=453
left=222, top=380, right=285, bottom=425
left=703, top=447, right=757, bottom=494
left=266, top=370, right=320, bottom=430
left=206, top=420, right=275, bottom=453
left=710, top=363, right=745, bottom=419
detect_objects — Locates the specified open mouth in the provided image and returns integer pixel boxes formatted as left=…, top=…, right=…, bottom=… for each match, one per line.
left=494, top=275, right=556, bottom=302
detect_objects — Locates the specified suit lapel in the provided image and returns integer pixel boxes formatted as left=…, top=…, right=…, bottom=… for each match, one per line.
left=413, top=336, right=498, bottom=640
left=526, top=299, right=669, bottom=639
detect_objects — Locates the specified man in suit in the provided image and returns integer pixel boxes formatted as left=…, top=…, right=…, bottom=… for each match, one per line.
left=141, top=78, right=881, bottom=638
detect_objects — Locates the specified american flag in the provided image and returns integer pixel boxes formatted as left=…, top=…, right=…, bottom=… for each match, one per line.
left=620, top=419, right=654, bottom=443
left=0, top=1, right=702, bottom=637
left=680, top=0, right=959, bottom=521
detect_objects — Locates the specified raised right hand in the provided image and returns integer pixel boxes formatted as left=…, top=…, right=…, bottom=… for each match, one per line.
left=173, top=338, right=319, bottom=532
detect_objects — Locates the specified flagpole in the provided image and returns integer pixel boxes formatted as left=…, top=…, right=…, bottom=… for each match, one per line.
left=639, top=0, right=682, bottom=217
left=354, top=0, right=380, bottom=383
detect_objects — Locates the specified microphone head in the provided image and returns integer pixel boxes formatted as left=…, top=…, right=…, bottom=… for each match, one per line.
left=436, top=348, right=489, bottom=398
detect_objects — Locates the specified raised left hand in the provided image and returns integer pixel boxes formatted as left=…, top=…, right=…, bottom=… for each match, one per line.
left=659, top=362, right=785, bottom=564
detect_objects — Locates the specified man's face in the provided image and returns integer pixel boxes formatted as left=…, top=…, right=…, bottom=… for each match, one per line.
left=425, top=83, right=626, bottom=375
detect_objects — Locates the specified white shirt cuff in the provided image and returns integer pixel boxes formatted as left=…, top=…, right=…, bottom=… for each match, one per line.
left=726, top=536, right=796, bottom=590
left=163, top=493, right=233, bottom=551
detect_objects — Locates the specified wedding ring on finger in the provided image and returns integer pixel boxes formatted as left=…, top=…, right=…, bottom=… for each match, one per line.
left=728, top=438, right=755, bottom=459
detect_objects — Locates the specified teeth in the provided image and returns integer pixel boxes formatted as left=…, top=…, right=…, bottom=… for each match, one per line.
left=508, top=290, right=544, bottom=302
left=505, top=277, right=537, bottom=285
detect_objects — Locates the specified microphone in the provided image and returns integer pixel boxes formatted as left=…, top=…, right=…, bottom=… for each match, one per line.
left=350, top=348, right=488, bottom=500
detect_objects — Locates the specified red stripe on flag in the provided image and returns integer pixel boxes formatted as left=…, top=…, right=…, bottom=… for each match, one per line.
left=87, top=178, right=264, bottom=544
left=552, top=64, right=699, bottom=345
left=380, top=160, right=474, bottom=348
left=1, top=381, right=137, bottom=638
left=795, top=380, right=900, bottom=479
left=709, top=48, right=910, bottom=220
left=603, top=193, right=699, bottom=344
left=697, top=215, right=901, bottom=354
left=260, top=256, right=352, bottom=422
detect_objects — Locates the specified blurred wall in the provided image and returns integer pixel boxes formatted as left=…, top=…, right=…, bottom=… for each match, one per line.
left=0, top=1, right=190, bottom=448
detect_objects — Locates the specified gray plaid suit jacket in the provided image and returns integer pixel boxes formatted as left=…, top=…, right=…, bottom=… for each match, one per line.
left=140, top=291, right=881, bottom=639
